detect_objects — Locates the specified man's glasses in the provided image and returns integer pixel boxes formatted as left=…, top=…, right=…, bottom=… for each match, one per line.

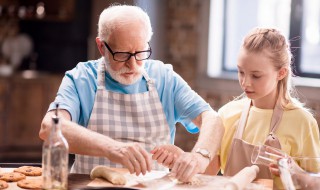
left=103, top=41, right=152, bottom=62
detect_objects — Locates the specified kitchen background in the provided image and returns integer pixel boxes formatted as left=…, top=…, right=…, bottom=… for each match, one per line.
left=0, top=0, right=320, bottom=163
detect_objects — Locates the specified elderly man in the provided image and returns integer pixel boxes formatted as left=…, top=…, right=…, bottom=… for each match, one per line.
left=39, top=5, right=224, bottom=181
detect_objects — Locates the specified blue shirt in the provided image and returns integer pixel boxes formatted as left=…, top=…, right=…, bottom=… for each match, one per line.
left=49, top=59, right=212, bottom=143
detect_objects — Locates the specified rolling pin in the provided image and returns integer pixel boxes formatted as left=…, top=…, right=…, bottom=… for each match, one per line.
left=224, top=165, right=260, bottom=190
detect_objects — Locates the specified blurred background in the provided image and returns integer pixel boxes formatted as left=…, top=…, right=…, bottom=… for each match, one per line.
left=0, top=0, right=319, bottom=163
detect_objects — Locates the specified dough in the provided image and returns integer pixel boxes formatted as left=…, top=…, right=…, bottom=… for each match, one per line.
left=90, top=166, right=126, bottom=185
left=168, top=174, right=202, bottom=186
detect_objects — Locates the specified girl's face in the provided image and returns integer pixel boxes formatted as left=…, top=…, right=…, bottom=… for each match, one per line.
left=237, top=49, right=281, bottom=109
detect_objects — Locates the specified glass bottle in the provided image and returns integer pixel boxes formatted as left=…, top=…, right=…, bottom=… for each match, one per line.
left=42, top=104, right=69, bottom=190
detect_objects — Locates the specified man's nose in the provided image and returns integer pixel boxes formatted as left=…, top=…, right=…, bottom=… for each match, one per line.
left=125, top=56, right=138, bottom=69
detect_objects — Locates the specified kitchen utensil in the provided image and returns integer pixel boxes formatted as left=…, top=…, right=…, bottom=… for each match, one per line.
left=225, top=165, right=259, bottom=190
left=251, top=144, right=287, bottom=166
left=278, top=158, right=295, bottom=190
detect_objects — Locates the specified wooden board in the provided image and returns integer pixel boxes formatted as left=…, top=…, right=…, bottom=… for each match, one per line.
left=86, top=169, right=272, bottom=190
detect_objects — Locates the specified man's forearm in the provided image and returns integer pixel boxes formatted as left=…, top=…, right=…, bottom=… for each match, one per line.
left=192, top=111, right=224, bottom=158
left=40, top=111, right=116, bottom=158
left=40, top=110, right=154, bottom=175
left=61, top=119, right=116, bottom=158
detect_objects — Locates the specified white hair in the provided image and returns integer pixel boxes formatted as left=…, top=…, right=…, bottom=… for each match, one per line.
left=98, top=5, right=153, bottom=42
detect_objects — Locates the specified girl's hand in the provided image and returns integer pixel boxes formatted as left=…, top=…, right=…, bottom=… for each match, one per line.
left=151, top=144, right=184, bottom=168
left=269, top=163, right=280, bottom=176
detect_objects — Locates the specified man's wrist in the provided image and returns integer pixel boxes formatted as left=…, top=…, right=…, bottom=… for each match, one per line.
left=195, top=148, right=212, bottom=161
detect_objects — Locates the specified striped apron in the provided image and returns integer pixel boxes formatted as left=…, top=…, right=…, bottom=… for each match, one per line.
left=71, top=59, right=171, bottom=173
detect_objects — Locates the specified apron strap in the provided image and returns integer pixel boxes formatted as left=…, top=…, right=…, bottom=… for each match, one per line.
left=264, top=95, right=284, bottom=149
left=141, top=69, right=155, bottom=91
left=269, top=96, right=283, bottom=133
left=98, top=58, right=106, bottom=90
left=234, top=99, right=252, bottom=139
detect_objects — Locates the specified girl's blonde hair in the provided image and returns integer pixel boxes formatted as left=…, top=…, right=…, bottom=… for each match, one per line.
left=240, top=27, right=305, bottom=110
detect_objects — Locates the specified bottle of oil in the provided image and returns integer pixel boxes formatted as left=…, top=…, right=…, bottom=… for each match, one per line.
left=42, top=104, right=69, bottom=190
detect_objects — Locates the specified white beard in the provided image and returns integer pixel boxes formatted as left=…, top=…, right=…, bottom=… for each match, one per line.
left=104, top=58, right=144, bottom=85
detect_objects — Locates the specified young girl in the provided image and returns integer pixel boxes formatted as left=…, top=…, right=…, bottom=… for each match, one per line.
left=152, top=27, right=320, bottom=188
left=217, top=27, right=320, bottom=187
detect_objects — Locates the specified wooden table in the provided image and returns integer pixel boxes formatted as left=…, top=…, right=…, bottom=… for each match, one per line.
left=1, top=167, right=272, bottom=190
left=69, top=168, right=272, bottom=190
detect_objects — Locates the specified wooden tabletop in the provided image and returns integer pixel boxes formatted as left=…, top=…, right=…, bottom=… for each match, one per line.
left=68, top=168, right=273, bottom=190
left=1, top=167, right=272, bottom=190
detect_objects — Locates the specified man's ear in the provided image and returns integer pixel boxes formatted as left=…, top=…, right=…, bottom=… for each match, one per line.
left=96, top=37, right=105, bottom=56
left=278, top=67, right=288, bottom=80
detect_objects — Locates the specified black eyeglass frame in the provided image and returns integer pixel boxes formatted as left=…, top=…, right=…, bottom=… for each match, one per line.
left=103, top=41, right=152, bottom=62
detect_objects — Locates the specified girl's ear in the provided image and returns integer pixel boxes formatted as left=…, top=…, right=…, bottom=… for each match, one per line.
left=278, top=67, right=288, bottom=80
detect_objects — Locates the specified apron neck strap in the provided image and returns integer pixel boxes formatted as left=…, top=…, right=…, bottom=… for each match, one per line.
left=97, top=58, right=106, bottom=90
left=235, top=99, right=252, bottom=139
left=269, top=96, right=284, bottom=134
left=235, top=96, right=284, bottom=139
left=141, top=69, right=155, bottom=91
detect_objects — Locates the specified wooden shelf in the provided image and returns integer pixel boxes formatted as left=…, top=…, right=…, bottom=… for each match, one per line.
left=0, top=0, right=75, bottom=22
left=0, top=73, right=63, bottom=162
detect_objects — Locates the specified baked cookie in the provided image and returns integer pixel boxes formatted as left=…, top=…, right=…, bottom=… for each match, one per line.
left=0, top=172, right=26, bottom=182
left=0, top=180, right=8, bottom=189
left=14, top=166, right=42, bottom=176
left=17, top=178, right=42, bottom=189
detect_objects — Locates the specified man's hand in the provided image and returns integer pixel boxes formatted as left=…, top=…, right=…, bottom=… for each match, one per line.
left=170, top=152, right=210, bottom=182
left=292, top=172, right=320, bottom=190
left=107, top=142, right=152, bottom=176
left=151, top=144, right=184, bottom=168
